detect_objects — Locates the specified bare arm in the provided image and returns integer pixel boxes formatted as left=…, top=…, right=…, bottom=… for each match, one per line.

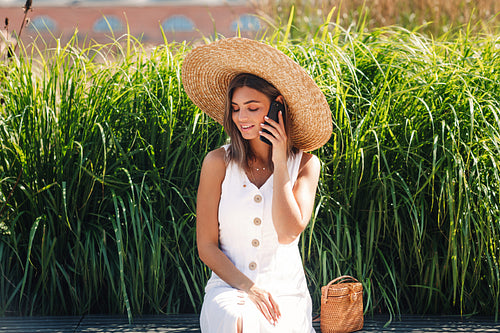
left=271, top=153, right=320, bottom=244
left=260, top=111, right=321, bottom=244
left=196, top=148, right=254, bottom=291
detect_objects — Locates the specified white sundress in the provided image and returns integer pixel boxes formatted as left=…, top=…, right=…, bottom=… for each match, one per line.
left=200, top=145, right=315, bottom=333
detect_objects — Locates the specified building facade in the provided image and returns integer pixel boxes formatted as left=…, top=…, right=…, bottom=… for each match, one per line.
left=1, top=0, right=261, bottom=45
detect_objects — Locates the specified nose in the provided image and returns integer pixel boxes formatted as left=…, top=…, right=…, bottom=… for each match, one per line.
left=237, top=108, right=249, bottom=121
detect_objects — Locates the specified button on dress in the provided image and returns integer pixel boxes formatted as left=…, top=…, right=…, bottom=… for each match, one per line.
left=200, top=145, right=315, bottom=332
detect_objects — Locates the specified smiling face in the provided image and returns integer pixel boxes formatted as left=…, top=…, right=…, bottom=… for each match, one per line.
left=223, top=73, right=291, bottom=169
left=231, top=86, right=271, bottom=142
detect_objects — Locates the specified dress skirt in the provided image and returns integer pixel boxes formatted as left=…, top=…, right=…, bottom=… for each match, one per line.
left=200, top=284, right=315, bottom=333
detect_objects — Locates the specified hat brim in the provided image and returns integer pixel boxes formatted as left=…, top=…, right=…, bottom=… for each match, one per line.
left=181, top=37, right=332, bottom=152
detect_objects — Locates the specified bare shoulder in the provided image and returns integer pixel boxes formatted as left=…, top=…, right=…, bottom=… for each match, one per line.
left=299, top=152, right=320, bottom=175
left=200, top=147, right=227, bottom=181
left=293, top=152, right=320, bottom=200
left=203, top=147, right=227, bottom=167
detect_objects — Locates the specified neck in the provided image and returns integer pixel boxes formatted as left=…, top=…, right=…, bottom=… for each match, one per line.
left=248, top=138, right=271, bottom=166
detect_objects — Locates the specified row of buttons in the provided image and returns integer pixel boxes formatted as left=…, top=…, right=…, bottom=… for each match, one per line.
left=250, top=194, right=263, bottom=271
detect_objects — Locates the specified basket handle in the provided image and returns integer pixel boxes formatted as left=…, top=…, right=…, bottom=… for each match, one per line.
left=321, top=275, right=360, bottom=303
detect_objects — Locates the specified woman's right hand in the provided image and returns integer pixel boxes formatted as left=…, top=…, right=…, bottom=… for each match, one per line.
left=246, top=284, right=281, bottom=326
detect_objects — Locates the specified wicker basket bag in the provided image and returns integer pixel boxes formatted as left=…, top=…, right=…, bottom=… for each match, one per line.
left=320, top=276, right=364, bottom=333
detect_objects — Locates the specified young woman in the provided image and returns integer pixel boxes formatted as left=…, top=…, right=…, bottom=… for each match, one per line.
left=182, top=38, right=332, bottom=333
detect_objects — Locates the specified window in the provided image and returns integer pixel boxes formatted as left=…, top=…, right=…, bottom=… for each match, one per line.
left=28, top=15, right=57, bottom=32
left=93, top=16, right=124, bottom=33
left=231, top=14, right=260, bottom=32
left=162, top=15, right=195, bottom=32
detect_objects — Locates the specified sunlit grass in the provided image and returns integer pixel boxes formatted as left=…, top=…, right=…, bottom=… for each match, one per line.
left=0, top=17, right=499, bottom=322
left=253, top=0, right=500, bottom=38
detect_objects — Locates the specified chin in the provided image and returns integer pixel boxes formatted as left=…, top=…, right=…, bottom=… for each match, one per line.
left=240, top=132, right=258, bottom=141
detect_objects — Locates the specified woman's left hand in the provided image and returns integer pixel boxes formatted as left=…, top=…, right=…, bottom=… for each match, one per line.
left=260, top=110, right=288, bottom=166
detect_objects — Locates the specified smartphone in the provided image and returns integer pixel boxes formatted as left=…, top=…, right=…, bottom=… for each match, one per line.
left=260, top=101, right=285, bottom=145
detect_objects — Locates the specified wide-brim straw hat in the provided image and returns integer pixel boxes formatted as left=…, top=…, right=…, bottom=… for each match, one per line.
left=181, top=37, right=332, bottom=152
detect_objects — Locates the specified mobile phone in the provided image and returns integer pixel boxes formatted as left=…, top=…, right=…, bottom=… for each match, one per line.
left=260, top=101, right=285, bottom=145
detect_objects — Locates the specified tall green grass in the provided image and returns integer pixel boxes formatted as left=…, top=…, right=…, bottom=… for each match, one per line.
left=1, top=22, right=499, bottom=320
left=253, top=0, right=500, bottom=37
left=0, top=34, right=225, bottom=316
left=298, top=25, right=500, bottom=318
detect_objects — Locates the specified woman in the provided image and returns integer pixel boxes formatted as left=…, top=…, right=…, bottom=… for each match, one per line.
left=182, top=38, right=332, bottom=333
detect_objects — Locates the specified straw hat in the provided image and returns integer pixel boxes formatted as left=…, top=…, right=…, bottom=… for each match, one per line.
left=181, top=37, right=332, bottom=152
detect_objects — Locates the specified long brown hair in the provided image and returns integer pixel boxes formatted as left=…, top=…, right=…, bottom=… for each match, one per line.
left=223, top=73, right=297, bottom=170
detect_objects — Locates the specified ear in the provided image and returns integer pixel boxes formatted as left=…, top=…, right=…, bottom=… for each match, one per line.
left=275, top=95, right=284, bottom=104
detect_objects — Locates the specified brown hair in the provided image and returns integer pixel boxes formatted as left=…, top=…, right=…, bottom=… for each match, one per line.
left=223, top=73, right=297, bottom=170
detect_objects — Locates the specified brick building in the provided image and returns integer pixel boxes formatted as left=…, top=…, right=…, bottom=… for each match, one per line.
left=1, top=0, right=261, bottom=46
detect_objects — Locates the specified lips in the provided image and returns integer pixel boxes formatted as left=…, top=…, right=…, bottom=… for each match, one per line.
left=241, top=125, right=254, bottom=131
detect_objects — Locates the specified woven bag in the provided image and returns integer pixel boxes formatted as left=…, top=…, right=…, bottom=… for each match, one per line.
left=320, top=275, right=364, bottom=333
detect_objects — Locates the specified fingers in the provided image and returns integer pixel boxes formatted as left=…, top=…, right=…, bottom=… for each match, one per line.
left=256, top=292, right=278, bottom=325
left=277, top=109, right=285, bottom=129
left=255, top=298, right=277, bottom=325
left=260, top=111, right=287, bottom=146
left=247, top=286, right=281, bottom=326
left=263, top=111, right=285, bottom=135
left=268, top=292, right=282, bottom=319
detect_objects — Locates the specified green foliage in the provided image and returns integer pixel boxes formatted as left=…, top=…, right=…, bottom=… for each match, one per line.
left=0, top=34, right=225, bottom=315
left=253, top=0, right=500, bottom=39
left=1, top=24, right=499, bottom=321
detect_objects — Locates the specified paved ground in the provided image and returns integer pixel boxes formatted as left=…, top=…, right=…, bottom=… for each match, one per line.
left=0, top=314, right=498, bottom=332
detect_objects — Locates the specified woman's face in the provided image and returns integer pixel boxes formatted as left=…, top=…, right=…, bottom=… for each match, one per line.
left=231, top=86, right=271, bottom=141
